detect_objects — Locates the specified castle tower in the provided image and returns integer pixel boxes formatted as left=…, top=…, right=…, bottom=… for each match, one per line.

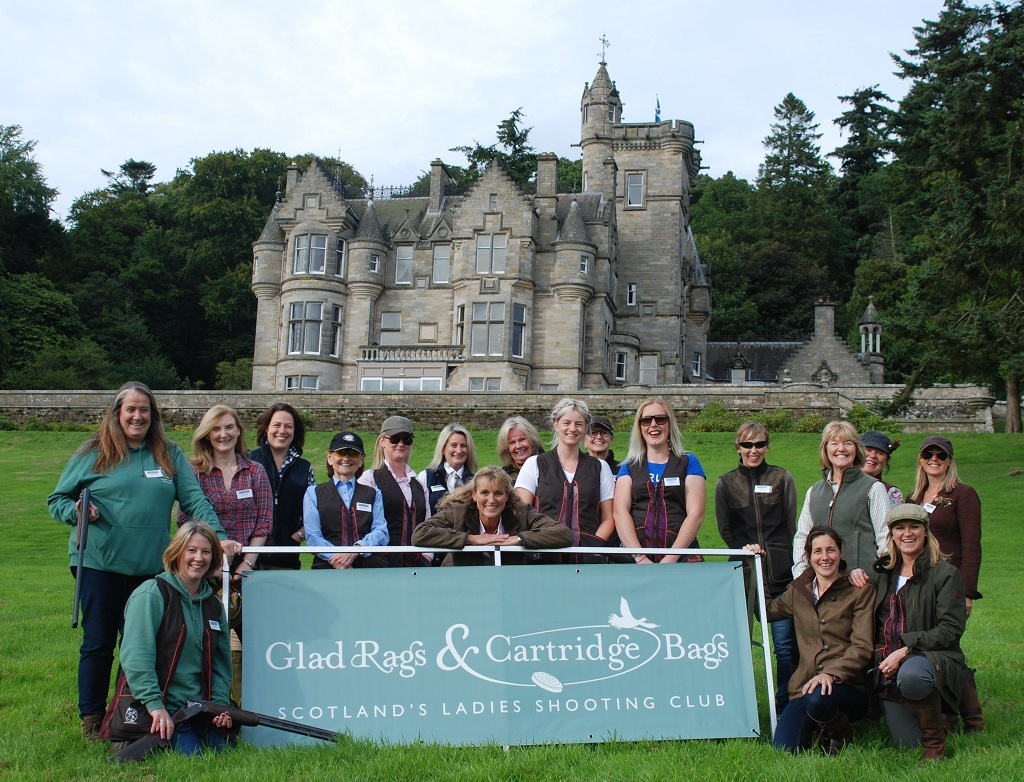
left=580, top=62, right=622, bottom=199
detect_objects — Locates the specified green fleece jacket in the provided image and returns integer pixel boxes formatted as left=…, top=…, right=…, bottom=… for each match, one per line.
left=120, top=572, right=232, bottom=714
left=48, top=441, right=225, bottom=576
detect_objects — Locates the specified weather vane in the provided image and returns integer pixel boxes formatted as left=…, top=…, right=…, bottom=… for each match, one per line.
left=598, top=34, right=610, bottom=64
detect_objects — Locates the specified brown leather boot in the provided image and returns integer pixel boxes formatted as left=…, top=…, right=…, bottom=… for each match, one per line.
left=904, top=691, right=947, bottom=761
left=814, top=711, right=853, bottom=755
left=81, top=713, right=104, bottom=741
left=959, top=668, right=985, bottom=733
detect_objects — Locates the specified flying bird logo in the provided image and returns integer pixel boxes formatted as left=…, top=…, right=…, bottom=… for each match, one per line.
left=608, top=597, right=659, bottom=629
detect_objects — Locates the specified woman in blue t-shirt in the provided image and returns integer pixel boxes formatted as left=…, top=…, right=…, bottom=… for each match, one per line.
left=612, top=397, right=706, bottom=564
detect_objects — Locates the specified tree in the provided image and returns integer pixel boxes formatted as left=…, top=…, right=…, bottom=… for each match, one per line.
left=756, top=94, right=853, bottom=297
left=0, top=125, right=62, bottom=274
left=451, top=108, right=538, bottom=188
left=829, top=86, right=896, bottom=242
left=101, top=159, right=158, bottom=196
left=557, top=157, right=583, bottom=193
left=889, top=0, right=1024, bottom=431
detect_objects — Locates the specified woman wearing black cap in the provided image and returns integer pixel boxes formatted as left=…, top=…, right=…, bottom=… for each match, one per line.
left=861, top=430, right=903, bottom=506
left=304, top=432, right=388, bottom=569
left=908, top=435, right=984, bottom=733
left=870, top=504, right=966, bottom=761
left=359, top=416, right=429, bottom=567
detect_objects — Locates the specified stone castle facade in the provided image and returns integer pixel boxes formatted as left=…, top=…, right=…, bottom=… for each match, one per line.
left=250, top=61, right=710, bottom=393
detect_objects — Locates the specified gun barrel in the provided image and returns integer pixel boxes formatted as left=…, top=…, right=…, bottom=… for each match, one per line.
left=71, top=487, right=91, bottom=628
left=191, top=700, right=340, bottom=742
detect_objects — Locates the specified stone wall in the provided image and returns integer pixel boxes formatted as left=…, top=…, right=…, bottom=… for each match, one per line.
left=0, top=383, right=995, bottom=433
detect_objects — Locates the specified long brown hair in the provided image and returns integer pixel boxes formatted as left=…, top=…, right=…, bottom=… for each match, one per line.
left=77, top=381, right=175, bottom=476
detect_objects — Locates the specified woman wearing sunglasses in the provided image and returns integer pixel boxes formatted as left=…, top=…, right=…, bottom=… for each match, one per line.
left=613, top=397, right=706, bottom=564
left=358, top=416, right=429, bottom=567
left=908, top=435, right=984, bottom=733
left=716, top=421, right=798, bottom=712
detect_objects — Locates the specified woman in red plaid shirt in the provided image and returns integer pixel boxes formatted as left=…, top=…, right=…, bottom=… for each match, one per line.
left=179, top=404, right=272, bottom=704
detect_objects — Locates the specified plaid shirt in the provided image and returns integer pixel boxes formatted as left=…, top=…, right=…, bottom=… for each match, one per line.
left=179, top=454, right=273, bottom=544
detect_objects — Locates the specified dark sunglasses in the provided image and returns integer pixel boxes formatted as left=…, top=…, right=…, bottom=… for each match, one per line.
left=639, top=414, right=670, bottom=427
left=387, top=433, right=414, bottom=446
left=738, top=440, right=768, bottom=450
left=920, top=449, right=949, bottom=461
left=331, top=448, right=362, bottom=458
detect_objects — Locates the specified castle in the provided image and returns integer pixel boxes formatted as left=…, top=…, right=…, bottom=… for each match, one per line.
left=250, top=61, right=710, bottom=393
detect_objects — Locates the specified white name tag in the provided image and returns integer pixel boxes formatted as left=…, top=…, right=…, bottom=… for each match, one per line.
left=430, top=485, right=446, bottom=492
left=144, top=469, right=164, bottom=479
left=208, top=619, right=221, bottom=631
left=236, top=489, right=253, bottom=499
left=664, top=476, right=681, bottom=487
left=923, top=503, right=936, bottom=513
left=754, top=485, right=772, bottom=494
left=356, top=502, right=373, bottom=512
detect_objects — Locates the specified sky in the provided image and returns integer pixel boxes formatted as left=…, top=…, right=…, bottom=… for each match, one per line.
left=3, top=0, right=948, bottom=220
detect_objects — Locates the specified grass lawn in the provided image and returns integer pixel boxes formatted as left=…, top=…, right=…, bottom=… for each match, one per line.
left=1, top=429, right=1022, bottom=781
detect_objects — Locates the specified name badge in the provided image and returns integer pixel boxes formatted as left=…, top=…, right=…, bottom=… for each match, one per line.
left=754, top=485, right=772, bottom=494
left=430, top=485, right=446, bottom=493
left=236, top=489, right=253, bottom=499
left=663, top=476, right=681, bottom=487
left=923, top=503, right=936, bottom=513
left=356, top=502, right=373, bottom=512
left=144, top=469, right=164, bottom=479
left=208, top=619, right=221, bottom=631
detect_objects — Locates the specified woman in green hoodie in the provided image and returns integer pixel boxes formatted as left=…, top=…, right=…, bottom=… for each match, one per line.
left=47, top=382, right=237, bottom=739
left=119, top=521, right=234, bottom=754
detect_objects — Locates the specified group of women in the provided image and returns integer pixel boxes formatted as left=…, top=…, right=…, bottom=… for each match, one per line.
left=730, top=422, right=982, bottom=761
left=49, top=382, right=983, bottom=759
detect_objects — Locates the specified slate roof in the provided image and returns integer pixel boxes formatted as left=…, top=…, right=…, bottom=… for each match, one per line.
left=256, top=204, right=284, bottom=243
left=557, top=199, right=592, bottom=243
left=706, top=341, right=805, bottom=383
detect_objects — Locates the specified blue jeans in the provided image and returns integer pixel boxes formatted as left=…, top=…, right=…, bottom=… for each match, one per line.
left=769, top=591, right=795, bottom=710
left=170, top=718, right=230, bottom=755
left=74, top=567, right=150, bottom=717
left=773, top=683, right=868, bottom=752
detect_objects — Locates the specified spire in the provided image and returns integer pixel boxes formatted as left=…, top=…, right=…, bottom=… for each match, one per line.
left=354, top=200, right=389, bottom=245
left=256, top=204, right=284, bottom=243
left=859, top=296, right=880, bottom=326
left=559, top=199, right=591, bottom=243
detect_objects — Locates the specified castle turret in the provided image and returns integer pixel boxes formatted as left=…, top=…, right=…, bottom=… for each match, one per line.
left=580, top=62, right=621, bottom=198
left=251, top=202, right=285, bottom=389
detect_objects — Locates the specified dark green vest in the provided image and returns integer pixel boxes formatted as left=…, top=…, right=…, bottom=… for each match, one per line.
left=808, top=467, right=878, bottom=571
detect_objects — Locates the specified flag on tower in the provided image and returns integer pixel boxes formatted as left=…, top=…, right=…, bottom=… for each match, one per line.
left=655, top=97, right=661, bottom=122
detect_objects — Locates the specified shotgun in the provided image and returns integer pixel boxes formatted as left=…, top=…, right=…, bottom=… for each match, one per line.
left=71, top=487, right=91, bottom=628
left=110, top=699, right=342, bottom=763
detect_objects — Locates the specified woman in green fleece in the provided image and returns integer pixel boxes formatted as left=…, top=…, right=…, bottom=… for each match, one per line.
left=120, top=521, right=234, bottom=753
left=47, top=382, right=238, bottom=740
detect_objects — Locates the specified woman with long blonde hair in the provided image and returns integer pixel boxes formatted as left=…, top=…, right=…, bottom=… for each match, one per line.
left=613, top=397, right=706, bottom=564
left=908, top=434, right=984, bottom=733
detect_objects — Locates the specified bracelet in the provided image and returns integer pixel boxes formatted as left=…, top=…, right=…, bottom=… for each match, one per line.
left=633, top=554, right=648, bottom=562
left=243, top=559, right=256, bottom=568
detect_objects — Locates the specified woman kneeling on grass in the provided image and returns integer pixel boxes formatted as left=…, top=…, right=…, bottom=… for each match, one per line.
left=117, top=522, right=234, bottom=754
left=871, top=503, right=966, bottom=761
left=749, top=526, right=875, bottom=754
